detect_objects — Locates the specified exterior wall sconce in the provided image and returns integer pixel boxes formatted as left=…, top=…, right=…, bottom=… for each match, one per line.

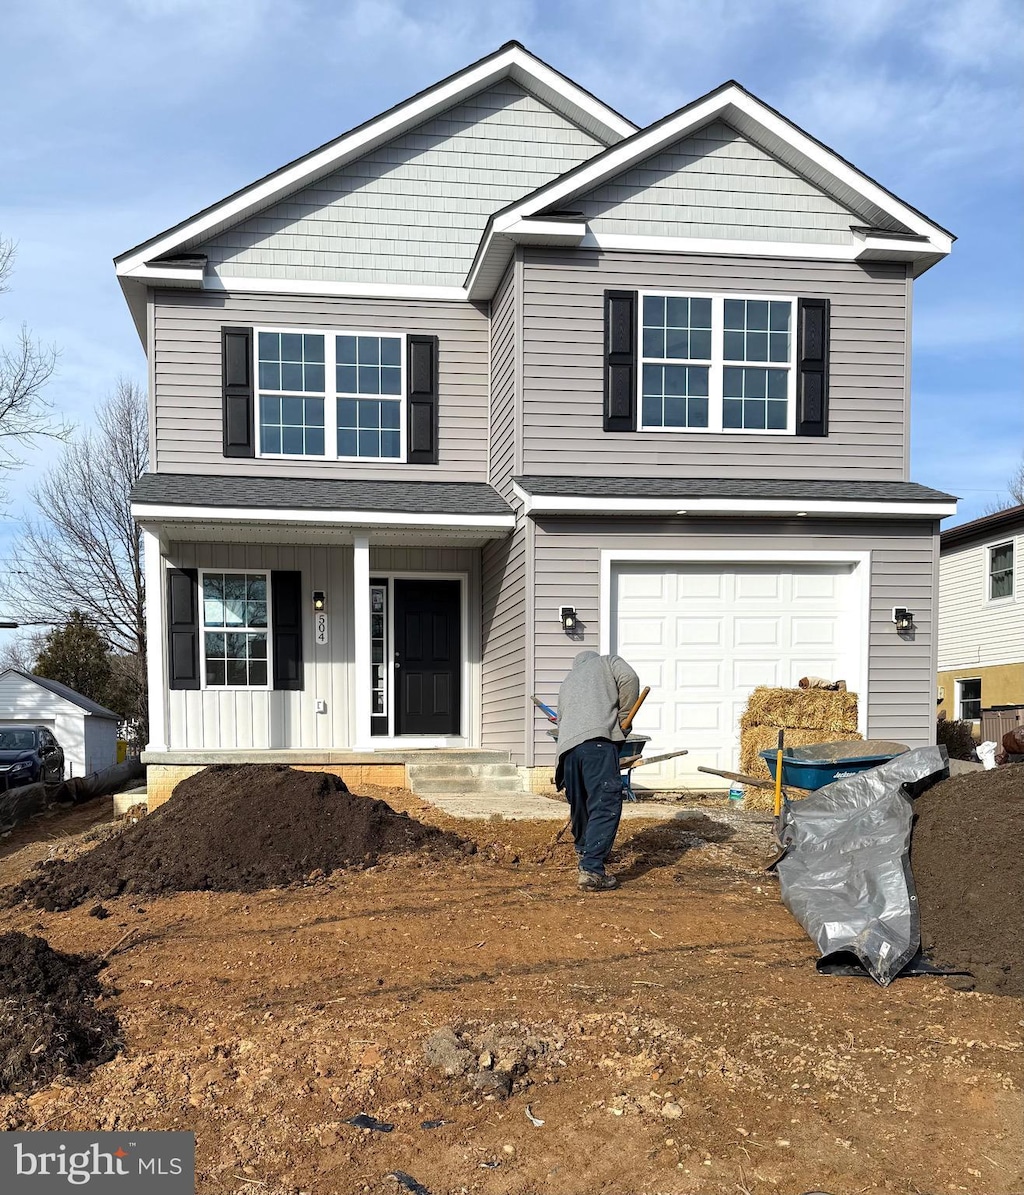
left=559, top=606, right=578, bottom=633
left=313, top=590, right=326, bottom=612
left=892, top=606, right=914, bottom=632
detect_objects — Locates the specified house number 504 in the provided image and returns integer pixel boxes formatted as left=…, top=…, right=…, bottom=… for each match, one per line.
left=315, top=612, right=328, bottom=645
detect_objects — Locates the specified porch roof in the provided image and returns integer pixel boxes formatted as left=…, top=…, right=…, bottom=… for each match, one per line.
left=131, top=473, right=515, bottom=546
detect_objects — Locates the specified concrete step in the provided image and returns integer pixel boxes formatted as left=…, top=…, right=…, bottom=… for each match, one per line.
left=410, top=775, right=525, bottom=794
left=406, top=762, right=520, bottom=781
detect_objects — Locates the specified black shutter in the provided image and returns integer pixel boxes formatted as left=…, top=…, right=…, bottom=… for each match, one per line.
left=222, top=326, right=255, bottom=457
left=407, top=335, right=439, bottom=464
left=796, top=298, right=830, bottom=437
left=271, top=571, right=304, bottom=691
left=604, top=290, right=637, bottom=432
left=167, top=568, right=199, bottom=690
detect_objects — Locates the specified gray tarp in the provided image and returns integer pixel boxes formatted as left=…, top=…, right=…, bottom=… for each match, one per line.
left=772, top=746, right=948, bottom=986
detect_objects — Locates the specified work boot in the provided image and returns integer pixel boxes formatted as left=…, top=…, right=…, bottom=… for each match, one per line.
left=577, top=869, right=618, bottom=891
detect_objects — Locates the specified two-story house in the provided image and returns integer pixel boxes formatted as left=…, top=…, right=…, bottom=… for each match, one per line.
left=937, top=504, right=1023, bottom=731
left=116, top=42, right=957, bottom=803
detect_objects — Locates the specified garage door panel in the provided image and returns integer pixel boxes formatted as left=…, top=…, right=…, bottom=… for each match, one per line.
left=734, top=618, right=781, bottom=646
left=674, top=617, right=723, bottom=646
left=675, top=660, right=722, bottom=688
left=735, top=572, right=781, bottom=600
left=612, top=561, right=857, bottom=789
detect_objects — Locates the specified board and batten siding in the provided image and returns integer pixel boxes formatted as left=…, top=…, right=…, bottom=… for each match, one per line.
left=152, top=290, right=489, bottom=482
left=520, top=248, right=910, bottom=481
left=528, top=518, right=938, bottom=765
left=165, top=541, right=354, bottom=752
left=488, top=259, right=518, bottom=497
left=193, top=81, right=605, bottom=289
left=576, top=120, right=868, bottom=245
left=938, top=530, right=1024, bottom=670
left=481, top=523, right=528, bottom=758
left=163, top=542, right=483, bottom=752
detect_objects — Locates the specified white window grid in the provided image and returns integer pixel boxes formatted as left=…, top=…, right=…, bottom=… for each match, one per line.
left=254, top=326, right=407, bottom=463
left=637, top=291, right=797, bottom=435
left=198, top=568, right=273, bottom=691
left=986, top=539, right=1015, bottom=603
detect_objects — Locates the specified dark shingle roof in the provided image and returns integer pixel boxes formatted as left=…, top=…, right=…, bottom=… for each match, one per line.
left=130, top=473, right=513, bottom=517
left=941, top=503, right=1024, bottom=550
left=514, top=476, right=957, bottom=502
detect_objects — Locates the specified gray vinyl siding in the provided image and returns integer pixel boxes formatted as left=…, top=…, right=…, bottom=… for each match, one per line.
left=488, top=260, right=518, bottom=498
left=529, top=518, right=938, bottom=764
left=481, top=522, right=527, bottom=759
left=576, top=120, right=865, bottom=245
left=194, top=81, right=605, bottom=288
left=166, top=541, right=354, bottom=752
left=153, top=289, right=489, bottom=482
left=521, top=249, right=909, bottom=481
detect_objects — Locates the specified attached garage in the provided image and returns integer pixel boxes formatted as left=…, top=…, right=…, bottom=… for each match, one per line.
left=605, top=552, right=868, bottom=789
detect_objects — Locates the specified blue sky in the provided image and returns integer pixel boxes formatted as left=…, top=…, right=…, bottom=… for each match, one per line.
left=0, top=0, right=1021, bottom=568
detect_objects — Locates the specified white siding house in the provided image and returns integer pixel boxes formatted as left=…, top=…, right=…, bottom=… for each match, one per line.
left=0, top=669, right=121, bottom=778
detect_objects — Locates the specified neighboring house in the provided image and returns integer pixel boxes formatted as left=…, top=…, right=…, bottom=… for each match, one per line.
left=0, top=668, right=121, bottom=777
left=115, top=42, right=957, bottom=799
left=937, top=505, right=1023, bottom=727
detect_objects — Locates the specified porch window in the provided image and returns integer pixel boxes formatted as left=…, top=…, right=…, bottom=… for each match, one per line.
left=989, top=541, right=1014, bottom=600
left=200, top=571, right=271, bottom=688
left=639, top=293, right=795, bottom=434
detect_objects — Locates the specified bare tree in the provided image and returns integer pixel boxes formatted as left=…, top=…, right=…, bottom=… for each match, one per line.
left=983, top=455, right=1024, bottom=514
left=1, top=378, right=147, bottom=658
left=0, top=237, right=68, bottom=497
left=0, top=629, right=45, bottom=673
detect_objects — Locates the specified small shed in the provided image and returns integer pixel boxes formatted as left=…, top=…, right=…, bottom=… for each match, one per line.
left=0, top=668, right=121, bottom=778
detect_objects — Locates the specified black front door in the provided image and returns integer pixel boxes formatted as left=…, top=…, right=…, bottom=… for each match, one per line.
left=394, top=579, right=461, bottom=735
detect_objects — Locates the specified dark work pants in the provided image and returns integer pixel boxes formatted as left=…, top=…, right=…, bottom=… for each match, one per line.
left=561, top=739, right=624, bottom=875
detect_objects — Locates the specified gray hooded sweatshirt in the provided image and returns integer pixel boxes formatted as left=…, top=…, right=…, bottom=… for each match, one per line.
left=555, top=651, right=640, bottom=760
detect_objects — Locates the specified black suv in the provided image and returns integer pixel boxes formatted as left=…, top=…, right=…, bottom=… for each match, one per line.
left=0, top=725, right=65, bottom=788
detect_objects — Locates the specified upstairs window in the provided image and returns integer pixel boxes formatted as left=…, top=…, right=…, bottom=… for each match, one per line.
left=989, top=541, right=1014, bottom=600
left=639, top=293, right=795, bottom=434
left=256, top=329, right=405, bottom=461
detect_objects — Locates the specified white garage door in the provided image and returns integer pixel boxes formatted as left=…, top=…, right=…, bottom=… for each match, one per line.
left=612, top=562, right=862, bottom=789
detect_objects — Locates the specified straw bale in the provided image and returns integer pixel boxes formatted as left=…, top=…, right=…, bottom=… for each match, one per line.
left=739, top=725, right=864, bottom=787
left=739, top=686, right=858, bottom=733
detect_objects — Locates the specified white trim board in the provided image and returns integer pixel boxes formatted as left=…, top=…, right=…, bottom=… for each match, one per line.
left=132, top=503, right=515, bottom=532
left=598, top=548, right=871, bottom=740
left=511, top=485, right=956, bottom=520
left=114, top=43, right=635, bottom=276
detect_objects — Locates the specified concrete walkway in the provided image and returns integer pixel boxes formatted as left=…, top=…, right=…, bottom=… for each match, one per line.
left=417, top=790, right=752, bottom=822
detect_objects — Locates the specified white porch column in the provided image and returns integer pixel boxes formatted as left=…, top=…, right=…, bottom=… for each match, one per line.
left=142, top=529, right=169, bottom=752
left=352, top=536, right=371, bottom=750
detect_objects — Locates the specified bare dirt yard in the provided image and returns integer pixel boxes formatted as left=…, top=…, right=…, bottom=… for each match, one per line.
left=0, top=783, right=1021, bottom=1195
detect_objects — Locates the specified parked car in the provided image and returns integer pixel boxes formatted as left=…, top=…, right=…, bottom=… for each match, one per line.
left=0, top=725, right=65, bottom=788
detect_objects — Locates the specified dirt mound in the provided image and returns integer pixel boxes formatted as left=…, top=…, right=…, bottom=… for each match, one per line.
left=912, top=765, right=1024, bottom=996
left=0, top=932, right=120, bottom=1094
left=4, top=765, right=472, bottom=912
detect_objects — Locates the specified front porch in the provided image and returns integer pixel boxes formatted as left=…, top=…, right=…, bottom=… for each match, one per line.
left=132, top=473, right=517, bottom=775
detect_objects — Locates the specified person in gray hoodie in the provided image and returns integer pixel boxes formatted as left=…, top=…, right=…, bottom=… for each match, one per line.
left=554, top=650, right=640, bottom=890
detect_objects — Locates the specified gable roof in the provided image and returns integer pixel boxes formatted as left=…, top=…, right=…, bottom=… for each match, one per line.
left=467, top=79, right=954, bottom=297
left=0, top=668, right=121, bottom=720
left=114, top=42, right=635, bottom=280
